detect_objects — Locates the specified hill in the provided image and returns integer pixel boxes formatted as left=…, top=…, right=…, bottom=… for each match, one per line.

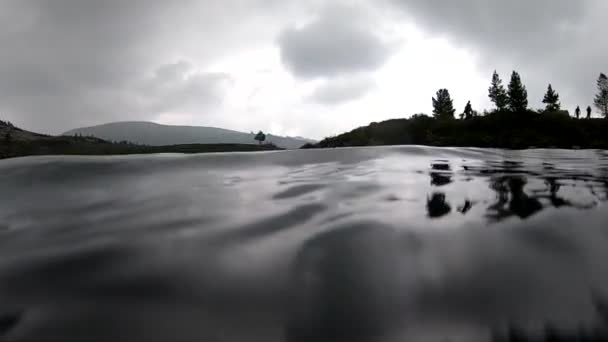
left=0, top=120, right=51, bottom=142
left=0, top=121, right=281, bottom=160
left=312, top=111, right=608, bottom=150
left=64, top=121, right=315, bottom=149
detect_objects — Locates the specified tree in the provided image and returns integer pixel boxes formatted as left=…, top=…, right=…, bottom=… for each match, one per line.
left=254, top=131, right=266, bottom=145
left=594, top=73, right=608, bottom=117
left=461, top=101, right=474, bottom=120
left=542, top=84, right=561, bottom=112
left=575, top=106, right=581, bottom=119
left=432, top=89, right=455, bottom=120
left=507, top=71, right=528, bottom=113
left=4, top=132, right=11, bottom=146
left=488, top=70, right=509, bottom=111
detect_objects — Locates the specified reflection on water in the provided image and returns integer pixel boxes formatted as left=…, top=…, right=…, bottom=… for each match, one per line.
left=430, top=162, right=453, bottom=188
left=1, top=147, right=608, bottom=341
left=436, top=157, right=604, bottom=222
left=427, top=193, right=452, bottom=218
left=487, top=176, right=544, bottom=220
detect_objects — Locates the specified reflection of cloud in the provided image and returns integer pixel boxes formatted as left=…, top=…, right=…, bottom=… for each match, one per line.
left=288, top=209, right=608, bottom=341
left=287, top=224, right=413, bottom=342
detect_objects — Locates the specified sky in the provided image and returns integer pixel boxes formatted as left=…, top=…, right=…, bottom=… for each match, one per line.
left=0, top=0, right=606, bottom=139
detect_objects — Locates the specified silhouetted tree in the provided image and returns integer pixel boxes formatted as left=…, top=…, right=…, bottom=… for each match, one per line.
left=432, top=89, right=455, bottom=120
left=461, top=101, right=474, bottom=120
left=254, top=131, right=266, bottom=145
left=594, top=73, right=608, bottom=117
left=507, top=71, right=528, bottom=112
left=0, top=120, right=14, bottom=128
left=488, top=70, right=509, bottom=111
left=542, top=84, right=561, bottom=112
left=587, top=106, right=593, bottom=119
left=575, top=106, right=581, bottom=119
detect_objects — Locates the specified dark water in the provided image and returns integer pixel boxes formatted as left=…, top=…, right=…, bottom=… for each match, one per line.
left=1, top=146, right=608, bottom=341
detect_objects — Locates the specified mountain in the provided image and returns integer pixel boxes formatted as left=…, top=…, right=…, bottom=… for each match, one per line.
left=1, top=120, right=281, bottom=160
left=63, top=122, right=316, bottom=149
left=0, top=120, right=50, bottom=142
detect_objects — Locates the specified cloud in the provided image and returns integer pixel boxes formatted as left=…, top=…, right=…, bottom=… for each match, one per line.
left=136, top=61, right=233, bottom=114
left=0, top=0, right=189, bottom=133
left=278, top=6, right=392, bottom=79
left=308, top=76, right=376, bottom=105
left=389, top=0, right=586, bottom=54
left=0, top=0, right=606, bottom=138
left=387, top=0, right=608, bottom=110
left=0, top=0, right=290, bottom=134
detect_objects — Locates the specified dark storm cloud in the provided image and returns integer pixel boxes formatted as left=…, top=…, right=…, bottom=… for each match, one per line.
left=389, top=0, right=608, bottom=111
left=390, top=0, right=585, bottom=54
left=308, top=76, right=376, bottom=105
left=278, top=7, right=392, bottom=79
left=1, top=0, right=605, bottom=135
left=0, top=0, right=273, bottom=134
left=137, top=61, right=233, bottom=114
left=0, top=0, right=191, bottom=133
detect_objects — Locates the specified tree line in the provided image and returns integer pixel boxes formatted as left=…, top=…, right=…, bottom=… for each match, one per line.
left=314, top=71, right=608, bottom=149
left=432, top=71, right=608, bottom=120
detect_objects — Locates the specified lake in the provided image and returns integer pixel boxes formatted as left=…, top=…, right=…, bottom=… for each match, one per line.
left=1, top=146, right=608, bottom=341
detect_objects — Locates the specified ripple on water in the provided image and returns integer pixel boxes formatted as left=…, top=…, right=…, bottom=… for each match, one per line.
left=0, top=312, right=21, bottom=338
left=273, top=184, right=327, bottom=200
left=1, top=148, right=608, bottom=341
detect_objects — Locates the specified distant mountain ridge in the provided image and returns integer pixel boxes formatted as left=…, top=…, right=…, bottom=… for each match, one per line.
left=63, top=121, right=315, bottom=149
left=1, top=120, right=283, bottom=160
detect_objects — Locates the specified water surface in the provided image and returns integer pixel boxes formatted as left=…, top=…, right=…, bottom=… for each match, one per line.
left=1, top=146, right=608, bottom=341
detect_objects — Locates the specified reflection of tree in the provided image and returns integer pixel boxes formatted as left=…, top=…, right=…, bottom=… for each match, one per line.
left=545, top=178, right=570, bottom=207
left=427, top=193, right=451, bottom=218
left=431, top=172, right=452, bottom=186
left=430, top=161, right=453, bottom=187
left=486, top=175, right=600, bottom=222
left=601, top=163, right=608, bottom=201
left=487, top=176, right=543, bottom=220
left=426, top=162, right=454, bottom=219
left=458, top=200, right=474, bottom=214
left=508, top=177, right=543, bottom=218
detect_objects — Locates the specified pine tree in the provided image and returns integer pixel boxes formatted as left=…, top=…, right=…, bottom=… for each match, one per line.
left=594, top=73, right=608, bottom=117
left=507, top=71, right=528, bottom=113
left=488, top=71, right=508, bottom=111
left=432, top=89, right=455, bottom=120
left=462, top=101, right=473, bottom=120
left=542, top=84, right=561, bottom=112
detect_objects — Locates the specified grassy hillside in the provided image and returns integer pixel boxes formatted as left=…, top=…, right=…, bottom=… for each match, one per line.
left=0, top=121, right=280, bottom=160
left=313, top=111, right=608, bottom=149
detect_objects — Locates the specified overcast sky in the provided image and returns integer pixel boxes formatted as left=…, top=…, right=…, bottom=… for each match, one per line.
left=0, top=0, right=606, bottom=139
